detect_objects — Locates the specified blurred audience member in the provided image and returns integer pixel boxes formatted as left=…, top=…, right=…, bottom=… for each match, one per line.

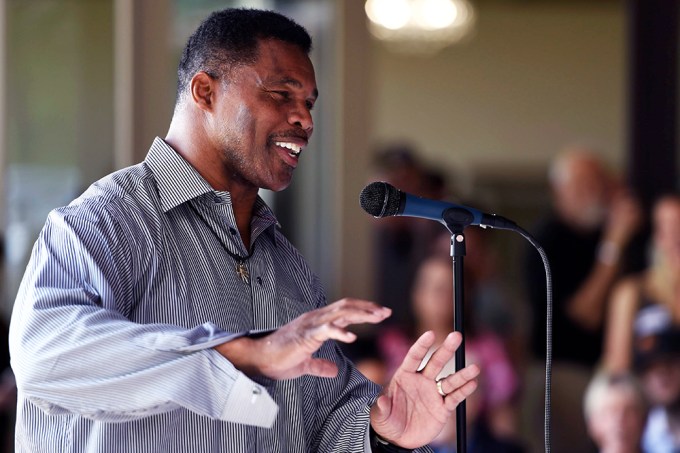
left=528, top=146, right=642, bottom=366
left=369, top=143, right=449, bottom=329
left=604, top=195, right=680, bottom=373
left=633, top=325, right=680, bottom=452
left=584, top=372, right=647, bottom=453
left=421, top=167, right=449, bottom=202
left=378, top=254, right=523, bottom=452
left=431, top=226, right=523, bottom=371
left=524, top=146, right=642, bottom=453
left=461, top=227, right=517, bottom=340
left=340, top=334, right=388, bottom=386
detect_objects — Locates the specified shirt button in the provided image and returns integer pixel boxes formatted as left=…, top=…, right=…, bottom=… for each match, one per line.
left=229, top=227, right=237, bottom=235
left=256, top=276, right=263, bottom=285
left=251, top=385, right=262, bottom=403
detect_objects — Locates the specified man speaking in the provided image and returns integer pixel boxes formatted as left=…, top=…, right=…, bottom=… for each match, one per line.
left=9, top=8, right=478, bottom=452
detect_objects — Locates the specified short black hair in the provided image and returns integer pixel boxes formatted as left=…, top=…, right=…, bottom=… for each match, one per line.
left=176, top=8, right=312, bottom=104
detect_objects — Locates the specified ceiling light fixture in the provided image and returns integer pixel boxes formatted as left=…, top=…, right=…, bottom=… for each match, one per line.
left=365, top=0, right=476, bottom=55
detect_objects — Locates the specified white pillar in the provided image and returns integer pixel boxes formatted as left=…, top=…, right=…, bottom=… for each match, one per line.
left=335, top=0, right=375, bottom=300
left=114, top=0, right=174, bottom=168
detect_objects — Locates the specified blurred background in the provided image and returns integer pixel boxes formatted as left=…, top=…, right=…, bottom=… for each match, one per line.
left=1, top=0, right=679, bottom=452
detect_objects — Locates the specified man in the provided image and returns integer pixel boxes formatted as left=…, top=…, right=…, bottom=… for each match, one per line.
left=9, top=8, right=478, bottom=453
left=634, top=325, right=680, bottom=452
left=527, top=147, right=641, bottom=366
left=524, top=147, right=642, bottom=453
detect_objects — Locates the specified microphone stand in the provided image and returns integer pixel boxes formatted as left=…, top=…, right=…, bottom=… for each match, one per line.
left=442, top=208, right=472, bottom=453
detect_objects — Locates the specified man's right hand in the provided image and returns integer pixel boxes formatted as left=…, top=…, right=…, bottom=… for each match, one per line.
left=214, top=298, right=391, bottom=380
left=604, top=191, right=642, bottom=246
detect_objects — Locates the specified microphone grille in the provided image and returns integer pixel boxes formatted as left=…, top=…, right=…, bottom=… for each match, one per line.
left=359, top=182, right=402, bottom=217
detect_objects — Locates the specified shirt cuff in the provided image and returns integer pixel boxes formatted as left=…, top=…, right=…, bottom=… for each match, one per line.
left=171, top=325, right=276, bottom=353
left=220, top=372, right=278, bottom=428
left=365, top=423, right=372, bottom=451
left=369, top=425, right=415, bottom=452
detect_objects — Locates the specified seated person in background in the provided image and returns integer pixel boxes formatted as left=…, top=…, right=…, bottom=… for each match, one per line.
left=604, top=195, right=680, bottom=373
left=378, top=254, right=523, bottom=452
left=430, top=227, right=518, bottom=343
left=369, top=144, right=429, bottom=330
left=340, top=334, right=388, bottom=386
left=633, top=325, right=680, bottom=452
left=583, top=372, right=647, bottom=453
left=368, top=144, right=453, bottom=332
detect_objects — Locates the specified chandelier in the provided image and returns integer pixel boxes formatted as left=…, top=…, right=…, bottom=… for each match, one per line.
left=365, top=0, right=476, bottom=55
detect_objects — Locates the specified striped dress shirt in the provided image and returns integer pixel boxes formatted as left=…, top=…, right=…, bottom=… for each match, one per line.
left=9, top=138, right=432, bottom=453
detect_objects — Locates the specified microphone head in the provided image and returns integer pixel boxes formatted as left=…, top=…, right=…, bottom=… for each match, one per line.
left=359, top=181, right=402, bottom=218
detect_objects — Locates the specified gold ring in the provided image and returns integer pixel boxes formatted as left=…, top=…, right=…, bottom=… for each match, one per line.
left=436, top=379, right=447, bottom=397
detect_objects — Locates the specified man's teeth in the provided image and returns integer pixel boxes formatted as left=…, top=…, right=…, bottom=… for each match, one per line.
left=275, top=141, right=302, bottom=156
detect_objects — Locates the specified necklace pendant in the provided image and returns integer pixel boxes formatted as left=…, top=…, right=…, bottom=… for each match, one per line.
left=236, top=261, right=250, bottom=284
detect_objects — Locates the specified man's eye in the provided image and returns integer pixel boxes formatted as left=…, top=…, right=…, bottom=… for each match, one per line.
left=306, top=101, right=315, bottom=111
left=272, top=91, right=290, bottom=99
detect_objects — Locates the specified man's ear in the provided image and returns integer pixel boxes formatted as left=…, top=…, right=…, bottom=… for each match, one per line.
left=190, top=72, right=215, bottom=111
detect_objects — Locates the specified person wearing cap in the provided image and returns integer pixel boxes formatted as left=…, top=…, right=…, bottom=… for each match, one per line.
left=633, top=327, right=680, bottom=453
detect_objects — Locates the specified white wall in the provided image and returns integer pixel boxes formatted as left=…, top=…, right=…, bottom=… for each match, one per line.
left=370, top=2, right=625, bottom=177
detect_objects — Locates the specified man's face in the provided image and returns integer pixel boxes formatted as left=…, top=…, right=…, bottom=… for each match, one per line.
left=412, top=259, right=454, bottom=329
left=653, top=199, right=680, bottom=268
left=588, top=386, right=645, bottom=452
left=207, top=39, right=317, bottom=192
left=554, top=158, right=608, bottom=230
left=641, top=357, right=680, bottom=406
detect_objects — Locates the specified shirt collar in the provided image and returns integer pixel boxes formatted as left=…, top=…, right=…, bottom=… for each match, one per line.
left=252, top=196, right=281, bottom=247
left=145, top=137, right=214, bottom=213
left=144, top=137, right=281, bottom=238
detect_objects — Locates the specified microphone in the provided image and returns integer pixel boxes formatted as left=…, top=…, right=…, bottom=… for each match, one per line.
left=359, top=181, right=517, bottom=230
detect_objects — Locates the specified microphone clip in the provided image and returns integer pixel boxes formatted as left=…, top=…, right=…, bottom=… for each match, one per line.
left=442, top=207, right=474, bottom=234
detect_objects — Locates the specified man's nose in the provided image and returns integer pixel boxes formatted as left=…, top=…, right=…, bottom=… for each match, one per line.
left=288, top=103, right=313, bottom=135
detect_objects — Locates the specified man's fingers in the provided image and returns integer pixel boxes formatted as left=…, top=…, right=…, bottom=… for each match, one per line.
left=307, top=322, right=357, bottom=344
left=325, top=298, right=388, bottom=314
left=325, top=309, right=391, bottom=328
left=398, top=331, right=436, bottom=372
left=438, top=364, right=480, bottom=395
left=263, top=299, right=391, bottom=380
left=419, top=332, right=461, bottom=380
left=439, top=364, right=480, bottom=410
left=444, top=380, right=478, bottom=411
left=315, top=299, right=391, bottom=328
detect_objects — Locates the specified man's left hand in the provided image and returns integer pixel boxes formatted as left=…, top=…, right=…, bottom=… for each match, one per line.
left=369, top=331, right=480, bottom=449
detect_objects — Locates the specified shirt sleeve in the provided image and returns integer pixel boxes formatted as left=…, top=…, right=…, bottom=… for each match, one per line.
left=9, top=201, right=278, bottom=425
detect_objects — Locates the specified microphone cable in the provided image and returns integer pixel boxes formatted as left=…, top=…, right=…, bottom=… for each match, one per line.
left=510, top=224, right=553, bottom=453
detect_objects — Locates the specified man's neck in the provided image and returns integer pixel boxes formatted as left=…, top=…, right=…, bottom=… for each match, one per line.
left=166, top=112, right=263, bottom=250
left=229, top=187, right=258, bottom=251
